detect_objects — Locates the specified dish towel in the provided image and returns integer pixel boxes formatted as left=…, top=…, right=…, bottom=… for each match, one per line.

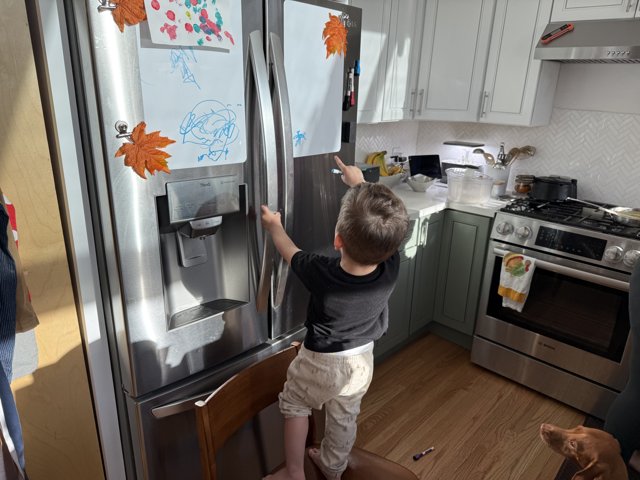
left=497, top=253, right=536, bottom=312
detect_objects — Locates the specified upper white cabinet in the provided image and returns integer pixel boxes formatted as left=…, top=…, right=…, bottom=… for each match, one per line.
left=413, top=0, right=496, bottom=122
left=551, top=0, right=640, bottom=21
left=479, top=0, right=560, bottom=126
left=353, top=0, right=391, bottom=123
left=381, top=0, right=422, bottom=121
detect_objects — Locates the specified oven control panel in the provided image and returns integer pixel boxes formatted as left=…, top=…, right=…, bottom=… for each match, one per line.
left=535, top=226, right=607, bottom=260
left=492, top=213, right=640, bottom=272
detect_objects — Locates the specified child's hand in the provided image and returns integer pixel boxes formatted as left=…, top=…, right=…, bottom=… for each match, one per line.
left=260, top=205, right=282, bottom=232
left=335, top=156, right=365, bottom=187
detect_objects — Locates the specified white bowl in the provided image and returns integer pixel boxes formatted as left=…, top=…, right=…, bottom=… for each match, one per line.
left=377, top=173, right=406, bottom=189
left=406, top=174, right=436, bottom=192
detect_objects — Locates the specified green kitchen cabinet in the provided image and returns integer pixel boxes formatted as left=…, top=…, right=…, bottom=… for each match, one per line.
left=375, top=219, right=418, bottom=357
left=375, top=247, right=415, bottom=358
left=376, top=213, right=444, bottom=358
left=409, top=212, right=443, bottom=334
left=433, top=210, right=491, bottom=336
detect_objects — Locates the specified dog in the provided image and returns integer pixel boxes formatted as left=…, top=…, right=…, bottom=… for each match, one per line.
left=539, top=423, right=629, bottom=480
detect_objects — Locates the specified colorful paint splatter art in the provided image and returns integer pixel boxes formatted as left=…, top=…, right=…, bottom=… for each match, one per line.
left=144, top=0, right=236, bottom=49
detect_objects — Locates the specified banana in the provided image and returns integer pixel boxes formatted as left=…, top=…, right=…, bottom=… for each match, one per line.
left=366, top=151, right=389, bottom=176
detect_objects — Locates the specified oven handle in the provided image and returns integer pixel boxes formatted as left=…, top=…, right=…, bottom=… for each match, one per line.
left=493, top=248, right=630, bottom=292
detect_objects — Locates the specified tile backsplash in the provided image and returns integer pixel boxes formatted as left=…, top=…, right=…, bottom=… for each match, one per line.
left=357, top=108, right=640, bottom=206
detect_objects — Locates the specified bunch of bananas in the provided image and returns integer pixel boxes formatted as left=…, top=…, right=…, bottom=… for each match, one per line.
left=365, top=151, right=403, bottom=177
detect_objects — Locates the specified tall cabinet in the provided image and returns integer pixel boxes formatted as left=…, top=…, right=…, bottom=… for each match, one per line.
left=1, top=0, right=104, bottom=478
left=352, top=0, right=390, bottom=123
left=479, top=0, right=559, bottom=126
left=413, top=0, right=496, bottom=122
left=381, top=0, right=422, bottom=121
left=354, top=0, right=422, bottom=123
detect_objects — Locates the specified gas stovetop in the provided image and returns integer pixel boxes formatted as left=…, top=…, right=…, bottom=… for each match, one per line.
left=493, top=198, right=640, bottom=273
left=501, top=198, right=640, bottom=240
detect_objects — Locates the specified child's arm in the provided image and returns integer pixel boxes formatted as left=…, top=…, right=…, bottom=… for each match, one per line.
left=260, top=205, right=300, bottom=264
left=334, top=155, right=365, bottom=187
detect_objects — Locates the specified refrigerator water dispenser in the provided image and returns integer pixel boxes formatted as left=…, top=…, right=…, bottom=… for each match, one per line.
left=156, top=176, right=249, bottom=330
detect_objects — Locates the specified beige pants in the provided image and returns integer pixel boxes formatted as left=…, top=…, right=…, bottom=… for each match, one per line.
left=279, top=344, right=374, bottom=476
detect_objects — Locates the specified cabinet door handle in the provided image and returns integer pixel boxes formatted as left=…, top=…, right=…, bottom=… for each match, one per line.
left=417, top=89, right=425, bottom=116
left=420, top=221, right=428, bottom=245
left=481, top=91, right=489, bottom=117
left=409, top=90, right=416, bottom=114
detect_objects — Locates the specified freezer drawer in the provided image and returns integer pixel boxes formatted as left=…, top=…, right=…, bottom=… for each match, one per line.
left=126, top=330, right=304, bottom=479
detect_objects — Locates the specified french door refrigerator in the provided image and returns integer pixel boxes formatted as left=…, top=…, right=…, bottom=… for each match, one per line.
left=61, top=0, right=361, bottom=478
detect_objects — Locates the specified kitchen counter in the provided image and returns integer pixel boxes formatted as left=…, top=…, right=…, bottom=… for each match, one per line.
left=390, top=182, right=507, bottom=219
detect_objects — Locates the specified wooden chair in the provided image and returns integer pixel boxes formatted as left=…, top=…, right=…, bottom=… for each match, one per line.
left=195, top=344, right=419, bottom=480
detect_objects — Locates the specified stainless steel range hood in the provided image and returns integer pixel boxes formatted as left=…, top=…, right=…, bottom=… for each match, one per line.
left=534, top=19, right=640, bottom=63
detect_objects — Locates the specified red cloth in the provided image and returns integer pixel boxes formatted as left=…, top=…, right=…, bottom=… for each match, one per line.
left=2, top=195, right=17, bottom=246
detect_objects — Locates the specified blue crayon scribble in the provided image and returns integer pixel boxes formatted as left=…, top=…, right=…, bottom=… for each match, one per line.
left=170, top=48, right=200, bottom=89
left=180, top=100, right=239, bottom=162
left=293, top=130, right=307, bottom=147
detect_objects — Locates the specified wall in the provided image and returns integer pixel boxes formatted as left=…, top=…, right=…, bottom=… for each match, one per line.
left=357, top=64, right=640, bottom=206
left=0, top=1, right=104, bottom=478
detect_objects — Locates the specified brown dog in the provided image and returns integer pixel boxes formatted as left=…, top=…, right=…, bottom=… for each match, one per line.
left=540, top=423, right=629, bottom=480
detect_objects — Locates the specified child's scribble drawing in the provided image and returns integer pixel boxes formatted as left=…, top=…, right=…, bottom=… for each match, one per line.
left=180, top=100, right=239, bottom=162
left=293, top=130, right=307, bottom=147
left=144, top=0, right=236, bottom=49
left=170, top=48, right=200, bottom=89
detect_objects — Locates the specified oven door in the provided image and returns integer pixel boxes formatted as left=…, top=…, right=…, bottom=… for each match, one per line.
left=475, top=242, right=632, bottom=391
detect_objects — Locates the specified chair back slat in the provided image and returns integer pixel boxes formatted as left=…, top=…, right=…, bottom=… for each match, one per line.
left=196, top=345, right=298, bottom=468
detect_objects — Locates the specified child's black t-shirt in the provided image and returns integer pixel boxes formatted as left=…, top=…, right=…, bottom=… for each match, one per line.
left=290, top=250, right=400, bottom=353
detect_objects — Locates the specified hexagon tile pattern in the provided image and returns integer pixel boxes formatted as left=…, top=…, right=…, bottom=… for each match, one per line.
left=357, top=108, right=640, bottom=206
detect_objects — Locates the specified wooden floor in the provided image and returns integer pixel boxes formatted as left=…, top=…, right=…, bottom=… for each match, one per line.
left=355, top=334, right=585, bottom=480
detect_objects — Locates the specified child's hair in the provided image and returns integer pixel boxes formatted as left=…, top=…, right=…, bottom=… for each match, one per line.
left=336, top=183, right=410, bottom=265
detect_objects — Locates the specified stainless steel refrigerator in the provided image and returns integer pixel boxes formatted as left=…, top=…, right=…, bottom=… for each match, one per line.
left=58, top=0, right=361, bottom=478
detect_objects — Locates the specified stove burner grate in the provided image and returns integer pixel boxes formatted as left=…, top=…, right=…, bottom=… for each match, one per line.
left=501, top=198, right=640, bottom=240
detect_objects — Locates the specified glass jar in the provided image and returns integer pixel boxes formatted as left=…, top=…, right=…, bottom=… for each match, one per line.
left=514, top=175, right=534, bottom=194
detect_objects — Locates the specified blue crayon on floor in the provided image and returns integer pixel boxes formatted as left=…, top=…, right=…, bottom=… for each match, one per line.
left=413, top=446, right=435, bottom=461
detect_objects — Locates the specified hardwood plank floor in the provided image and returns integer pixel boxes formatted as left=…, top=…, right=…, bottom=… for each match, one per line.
left=356, top=334, right=585, bottom=480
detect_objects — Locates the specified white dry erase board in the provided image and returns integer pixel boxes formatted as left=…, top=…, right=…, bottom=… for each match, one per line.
left=284, top=0, right=345, bottom=158
left=138, top=0, right=245, bottom=169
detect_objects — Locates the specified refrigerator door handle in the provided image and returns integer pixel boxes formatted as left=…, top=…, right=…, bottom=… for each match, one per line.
left=269, top=32, right=294, bottom=309
left=248, top=30, right=278, bottom=313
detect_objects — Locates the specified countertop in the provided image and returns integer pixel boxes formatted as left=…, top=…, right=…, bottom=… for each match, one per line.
left=390, top=182, right=507, bottom=220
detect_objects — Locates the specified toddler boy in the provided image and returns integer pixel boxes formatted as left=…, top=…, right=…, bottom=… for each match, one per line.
left=262, top=156, right=409, bottom=480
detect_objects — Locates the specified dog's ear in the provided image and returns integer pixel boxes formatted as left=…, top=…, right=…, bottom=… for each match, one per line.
left=572, top=460, right=603, bottom=480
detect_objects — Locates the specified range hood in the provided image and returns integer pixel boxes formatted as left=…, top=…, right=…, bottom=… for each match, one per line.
left=534, top=19, right=640, bottom=63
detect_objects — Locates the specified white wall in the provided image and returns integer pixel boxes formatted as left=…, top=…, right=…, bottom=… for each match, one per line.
left=357, top=64, right=640, bottom=206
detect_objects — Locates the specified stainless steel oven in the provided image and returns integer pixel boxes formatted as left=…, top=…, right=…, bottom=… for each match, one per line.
left=471, top=199, right=640, bottom=419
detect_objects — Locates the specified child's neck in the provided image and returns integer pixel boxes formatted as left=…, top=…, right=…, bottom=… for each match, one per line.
left=340, top=255, right=377, bottom=276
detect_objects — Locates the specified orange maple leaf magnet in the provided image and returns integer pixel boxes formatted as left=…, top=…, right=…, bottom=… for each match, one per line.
left=322, top=13, right=348, bottom=58
left=115, top=122, right=175, bottom=179
left=111, top=0, right=147, bottom=32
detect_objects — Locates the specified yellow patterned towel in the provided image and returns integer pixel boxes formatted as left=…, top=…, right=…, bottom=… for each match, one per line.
left=497, top=252, right=536, bottom=312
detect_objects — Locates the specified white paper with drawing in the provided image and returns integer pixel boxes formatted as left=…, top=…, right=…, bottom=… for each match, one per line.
left=284, top=1, right=345, bottom=157
left=138, top=2, right=245, bottom=169
left=143, top=0, right=236, bottom=49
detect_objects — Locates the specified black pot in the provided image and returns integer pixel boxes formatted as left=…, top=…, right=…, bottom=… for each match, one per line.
left=530, top=176, right=577, bottom=201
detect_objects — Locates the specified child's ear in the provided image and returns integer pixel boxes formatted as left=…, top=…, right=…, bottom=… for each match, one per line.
left=334, top=233, right=344, bottom=251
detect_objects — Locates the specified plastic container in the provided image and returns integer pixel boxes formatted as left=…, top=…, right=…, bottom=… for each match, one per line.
left=446, top=168, right=493, bottom=205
